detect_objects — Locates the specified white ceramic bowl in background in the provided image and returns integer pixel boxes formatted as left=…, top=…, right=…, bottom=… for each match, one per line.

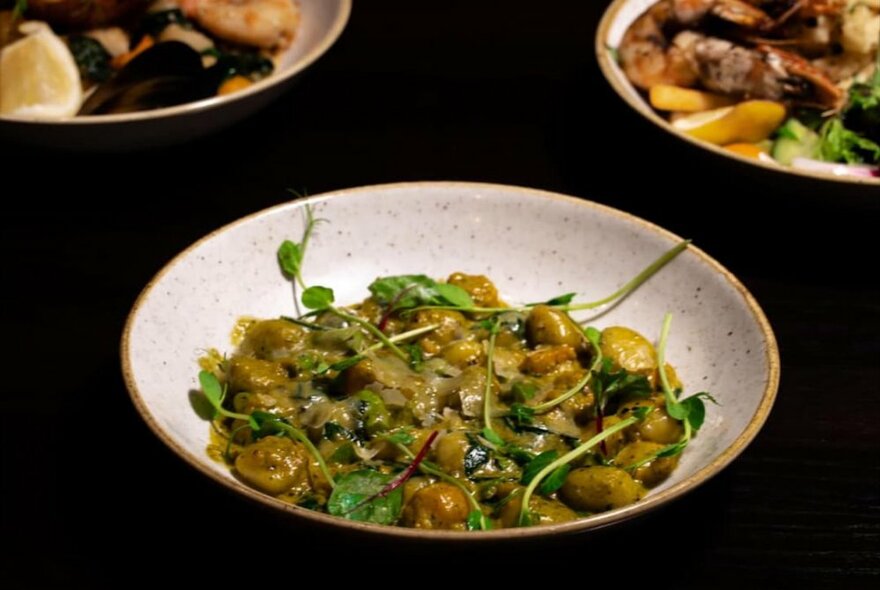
left=122, top=182, right=780, bottom=539
left=597, top=0, right=879, bottom=186
left=0, top=0, right=350, bottom=150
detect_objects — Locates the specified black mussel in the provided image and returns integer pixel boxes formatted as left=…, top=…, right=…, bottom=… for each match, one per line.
left=78, top=41, right=225, bottom=115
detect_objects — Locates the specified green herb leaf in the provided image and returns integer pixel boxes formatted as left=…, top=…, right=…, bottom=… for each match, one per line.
left=435, top=283, right=474, bottom=308
left=584, top=326, right=601, bottom=348
left=538, top=464, right=570, bottom=495
left=818, top=118, right=880, bottom=164
left=355, top=390, right=391, bottom=435
left=657, top=440, right=688, bottom=458
left=327, top=470, right=404, bottom=525
left=507, top=402, right=535, bottom=426
left=521, top=450, right=558, bottom=485
left=504, top=445, right=535, bottom=465
left=544, top=292, right=576, bottom=306
left=301, top=285, right=335, bottom=310
left=511, top=381, right=538, bottom=402
left=677, top=392, right=718, bottom=432
left=198, top=370, right=224, bottom=409
left=368, top=274, right=474, bottom=310
left=330, top=355, right=363, bottom=372
left=467, top=510, right=490, bottom=531
left=329, top=443, right=356, bottom=464
left=592, top=358, right=652, bottom=411
left=481, top=427, right=505, bottom=447
left=383, top=429, right=415, bottom=446
left=406, top=344, right=424, bottom=371
left=277, top=239, right=302, bottom=278
left=369, top=275, right=436, bottom=307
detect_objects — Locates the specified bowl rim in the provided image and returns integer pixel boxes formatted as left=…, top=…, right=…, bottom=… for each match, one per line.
left=120, top=181, right=781, bottom=540
left=595, top=0, right=879, bottom=186
left=0, top=0, right=352, bottom=126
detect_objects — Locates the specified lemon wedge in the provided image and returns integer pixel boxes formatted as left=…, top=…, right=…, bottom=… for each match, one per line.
left=671, top=100, right=786, bottom=145
left=0, top=23, right=82, bottom=120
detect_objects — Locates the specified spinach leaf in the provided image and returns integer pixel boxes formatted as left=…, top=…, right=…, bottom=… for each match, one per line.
left=327, top=470, right=404, bottom=525
left=521, top=450, right=558, bottom=485
left=538, top=464, right=570, bottom=495
left=368, top=274, right=474, bottom=310
left=467, top=510, right=490, bottom=531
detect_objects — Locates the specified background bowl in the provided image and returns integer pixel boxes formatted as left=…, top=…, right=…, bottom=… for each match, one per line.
left=596, top=0, right=879, bottom=186
left=0, top=0, right=351, bottom=150
left=121, top=182, right=780, bottom=539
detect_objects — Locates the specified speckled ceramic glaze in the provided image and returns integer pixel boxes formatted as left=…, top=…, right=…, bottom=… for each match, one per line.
left=597, top=0, right=879, bottom=186
left=0, top=0, right=351, bottom=150
left=122, top=182, right=779, bottom=539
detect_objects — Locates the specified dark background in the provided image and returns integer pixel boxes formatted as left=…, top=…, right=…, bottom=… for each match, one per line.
left=1, top=1, right=878, bottom=586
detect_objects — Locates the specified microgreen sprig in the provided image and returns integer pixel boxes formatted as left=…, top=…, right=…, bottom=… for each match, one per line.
left=198, top=370, right=258, bottom=429
left=518, top=408, right=651, bottom=526
left=406, top=240, right=690, bottom=317
left=481, top=317, right=504, bottom=446
left=198, top=371, right=336, bottom=487
left=622, top=314, right=717, bottom=470
left=277, top=205, right=323, bottom=291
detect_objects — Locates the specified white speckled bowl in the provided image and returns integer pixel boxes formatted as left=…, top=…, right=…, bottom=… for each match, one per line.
left=0, top=0, right=350, bottom=150
left=121, top=182, right=779, bottom=539
left=597, top=0, right=879, bottom=186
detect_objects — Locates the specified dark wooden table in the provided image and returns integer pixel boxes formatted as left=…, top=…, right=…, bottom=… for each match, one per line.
left=2, top=2, right=878, bottom=586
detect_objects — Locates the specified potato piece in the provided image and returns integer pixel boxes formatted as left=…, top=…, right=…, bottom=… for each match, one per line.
left=526, top=305, right=585, bottom=348
left=410, top=309, right=466, bottom=355
left=617, top=397, right=683, bottom=444
left=580, top=414, right=626, bottom=457
left=446, top=272, right=501, bottom=308
left=497, top=486, right=578, bottom=528
left=649, top=84, right=736, bottom=112
left=239, top=319, right=307, bottom=360
left=234, top=436, right=311, bottom=496
left=560, top=466, right=645, bottom=512
left=521, top=345, right=577, bottom=375
left=600, top=326, right=657, bottom=376
left=401, top=483, right=470, bottom=530
left=614, top=441, right=679, bottom=487
left=433, top=431, right=470, bottom=476
left=227, top=356, right=288, bottom=393
left=441, top=340, right=485, bottom=369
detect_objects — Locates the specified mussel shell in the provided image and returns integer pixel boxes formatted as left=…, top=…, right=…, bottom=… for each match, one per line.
left=79, top=41, right=224, bottom=115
